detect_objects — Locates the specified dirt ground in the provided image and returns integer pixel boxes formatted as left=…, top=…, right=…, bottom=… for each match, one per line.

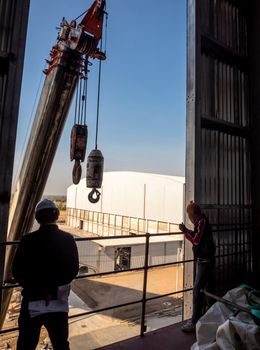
left=69, top=265, right=184, bottom=349
left=72, top=265, right=184, bottom=320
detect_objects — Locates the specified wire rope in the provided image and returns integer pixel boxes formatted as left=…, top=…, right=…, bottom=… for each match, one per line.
left=94, top=43, right=103, bottom=150
left=104, top=12, right=108, bottom=54
left=74, top=9, right=90, bottom=22
left=93, top=4, right=107, bottom=148
left=74, top=71, right=80, bottom=124
left=83, top=70, right=88, bottom=125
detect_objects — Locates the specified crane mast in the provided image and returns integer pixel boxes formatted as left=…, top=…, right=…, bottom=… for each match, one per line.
left=0, top=0, right=106, bottom=327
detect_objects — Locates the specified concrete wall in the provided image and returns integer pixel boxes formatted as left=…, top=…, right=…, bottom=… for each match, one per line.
left=76, top=240, right=115, bottom=273
left=67, top=171, right=185, bottom=223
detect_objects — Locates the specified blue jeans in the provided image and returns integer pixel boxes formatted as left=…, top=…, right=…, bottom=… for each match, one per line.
left=192, top=259, right=215, bottom=324
left=17, top=299, right=70, bottom=350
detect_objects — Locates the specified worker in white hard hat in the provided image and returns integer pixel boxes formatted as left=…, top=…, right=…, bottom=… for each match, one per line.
left=13, top=199, right=79, bottom=350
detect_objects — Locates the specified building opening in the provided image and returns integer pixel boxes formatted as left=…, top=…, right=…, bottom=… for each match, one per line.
left=114, top=247, right=131, bottom=271
left=79, top=220, right=83, bottom=230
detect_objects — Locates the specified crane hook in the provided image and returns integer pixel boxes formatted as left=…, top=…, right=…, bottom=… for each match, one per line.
left=88, top=188, right=101, bottom=203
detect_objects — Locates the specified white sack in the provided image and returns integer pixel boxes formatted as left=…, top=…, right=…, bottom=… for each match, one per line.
left=191, top=286, right=260, bottom=350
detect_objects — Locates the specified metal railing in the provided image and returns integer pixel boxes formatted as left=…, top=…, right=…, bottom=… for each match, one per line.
left=0, top=224, right=251, bottom=339
left=66, top=207, right=180, bottom=236
left=0, top=231, right=193, bottom=338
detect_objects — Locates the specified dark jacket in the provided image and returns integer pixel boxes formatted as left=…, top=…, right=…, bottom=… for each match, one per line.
left=12, top=224, right=79, bottom=301
left=184, top=214, right=215, bottom=260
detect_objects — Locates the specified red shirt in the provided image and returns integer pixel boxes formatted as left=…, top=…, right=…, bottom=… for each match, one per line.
left=183, top=217, right=206, bottom=246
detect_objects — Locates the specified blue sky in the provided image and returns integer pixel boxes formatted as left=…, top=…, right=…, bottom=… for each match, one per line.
left=14, top=0, right=186, bottom=195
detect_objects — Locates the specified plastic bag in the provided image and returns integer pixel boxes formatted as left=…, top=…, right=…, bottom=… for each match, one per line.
left=191, top=285, right=260, bottom=350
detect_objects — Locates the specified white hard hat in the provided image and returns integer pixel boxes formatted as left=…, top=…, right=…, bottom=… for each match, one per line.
left=35, top=199, right=58, bottom=213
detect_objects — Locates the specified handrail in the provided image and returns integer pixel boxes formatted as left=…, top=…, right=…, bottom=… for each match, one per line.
left=0, top=225, right=252, bottom=337
left=0, top=231, right=184, bottom=246
left=1, top=257, right=195, bottom=290
left=0, top=224, right=252, bottom=246
left=0, top=231, right=191, bottom=338
left=0, top=286, right=193, bottom=335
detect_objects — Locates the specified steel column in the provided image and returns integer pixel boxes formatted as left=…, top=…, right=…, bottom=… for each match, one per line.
left=140, top=232, right=150, bottom=336
left=0, top=0, right=30, bottom=328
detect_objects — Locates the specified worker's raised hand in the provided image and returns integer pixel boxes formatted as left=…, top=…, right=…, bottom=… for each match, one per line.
left=179, top=223, right=186, bottom=232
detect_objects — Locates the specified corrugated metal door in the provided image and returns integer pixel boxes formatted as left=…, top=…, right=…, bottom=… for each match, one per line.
left=186, top=0, right=252, bottom=295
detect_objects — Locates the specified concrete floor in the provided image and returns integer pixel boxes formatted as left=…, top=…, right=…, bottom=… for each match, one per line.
left=71, top=265, right=184, bottom=319
left=98, top=321, right=196, bottom=350
left=68, top=266, right=185, bottom=349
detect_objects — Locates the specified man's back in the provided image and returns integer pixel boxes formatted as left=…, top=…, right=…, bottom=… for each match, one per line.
left=13, top=224, right=79, bottom=300
left=13, top=199, right=78, bottom=350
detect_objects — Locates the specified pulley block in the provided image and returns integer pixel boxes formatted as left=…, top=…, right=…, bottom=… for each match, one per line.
left=71, top=124, right=88, bottom=184
left=70, top=124, right=88, bottom=162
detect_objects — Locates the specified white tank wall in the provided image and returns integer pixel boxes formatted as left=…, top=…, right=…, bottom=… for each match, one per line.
left=67, top=172, right=185, bottom=223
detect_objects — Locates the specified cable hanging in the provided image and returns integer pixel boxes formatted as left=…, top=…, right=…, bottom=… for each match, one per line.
left=67, top=0, right=108, bottom=203
left=95, top=48, right=103, bottom=150
left=94, top=11, right=107, bottom=149
left=70, top=59, right=89, bottom=185
left=86, top=11, right=107, bottom=204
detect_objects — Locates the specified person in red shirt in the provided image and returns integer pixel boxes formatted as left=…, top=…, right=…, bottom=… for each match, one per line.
left=179, top=202, right=215, bottom=332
